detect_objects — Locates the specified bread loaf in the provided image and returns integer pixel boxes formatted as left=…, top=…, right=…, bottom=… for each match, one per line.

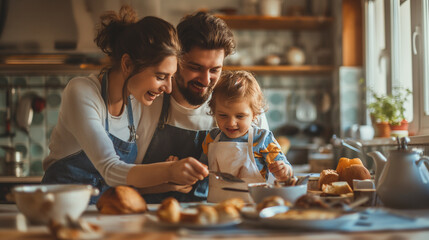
left=322, top=181, right=353, bottom=195
left=96, top=186, right=147, bottom=215
left=339, top=164, right=371, bottom=188
left=318, top=169, right=339, bottom=190
left=336, top=157, right=363, bottom=175
left=157, top=197, right=181, bottom=223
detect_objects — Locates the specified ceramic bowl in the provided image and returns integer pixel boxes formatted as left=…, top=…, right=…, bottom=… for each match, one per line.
left=248, top=183, right=307, bottom=204
left=11, top=184, right=98, bottom=224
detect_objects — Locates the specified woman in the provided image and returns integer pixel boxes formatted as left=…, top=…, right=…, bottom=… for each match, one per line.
left=42, top=5, right=208, bottom=203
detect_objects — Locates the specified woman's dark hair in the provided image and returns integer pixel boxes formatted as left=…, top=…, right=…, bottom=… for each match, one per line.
left=177, top=11, right=235, bottom=57
left=94, top=5, right=181, bottom=110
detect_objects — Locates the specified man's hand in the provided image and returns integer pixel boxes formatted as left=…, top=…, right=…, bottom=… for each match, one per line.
left=168, top=157, right=209, bottom=185
left=268, top=161, right=293, bottom=182
left=165, top=155, right=179, bottom=162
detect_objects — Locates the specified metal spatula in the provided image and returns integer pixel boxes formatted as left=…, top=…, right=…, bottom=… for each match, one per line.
left=209, top=170, right=245, bottom=183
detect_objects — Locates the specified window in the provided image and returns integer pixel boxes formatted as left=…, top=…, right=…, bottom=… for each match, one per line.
left=364, top=0, right=429, bottom=135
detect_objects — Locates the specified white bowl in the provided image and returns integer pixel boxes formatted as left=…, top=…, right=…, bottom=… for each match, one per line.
left=248, top=183, right=307, bottom=204
left=11, top=184, right=98, bottom=224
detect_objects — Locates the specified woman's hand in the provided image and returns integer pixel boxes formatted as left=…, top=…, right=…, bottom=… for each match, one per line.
left=168, top=157, right=209, bottom=185
left=269, top=161, right=293, bottom=182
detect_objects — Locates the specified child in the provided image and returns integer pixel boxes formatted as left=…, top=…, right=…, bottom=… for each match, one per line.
left=201, top=70, right=293, bottom=202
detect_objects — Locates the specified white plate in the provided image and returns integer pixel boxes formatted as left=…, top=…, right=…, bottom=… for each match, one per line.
left=146, top=214, right=241, bottom=230
left=243, top=210, right=360, bottom=231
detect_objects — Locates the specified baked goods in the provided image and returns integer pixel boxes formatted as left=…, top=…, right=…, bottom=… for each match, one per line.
left=195, top=206, right=218, bottom=225
left=339, top=164, right=371, bottom=187
left=294, top=194, right=329, bottom=209
left=157, top=197, right=181, bottom=223
left=215, top=204, right=240, bottom=223
left=256, top=196, right=291, bottom=212
left=218, top=197, right=245, bottom=211
left=318, top=169, right=339, bottom=190
left=96, top=186, right=147, bottom=215
left=336, top=157, right=363, bottom=175
left=157, top=197, right=241, bottom=225
left=322, top=181, right=353, bottom=195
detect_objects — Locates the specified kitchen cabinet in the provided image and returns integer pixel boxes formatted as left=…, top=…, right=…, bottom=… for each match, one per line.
left=217, top=15, right=335, bottom=75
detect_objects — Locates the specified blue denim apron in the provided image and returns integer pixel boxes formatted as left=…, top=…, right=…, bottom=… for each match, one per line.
left=42, top=73, right=138, bottom=204
left=141, top=94, right=209, bottom=203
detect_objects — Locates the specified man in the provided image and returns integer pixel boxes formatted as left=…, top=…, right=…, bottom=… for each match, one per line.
left=136, top=12, right=268, bottom=203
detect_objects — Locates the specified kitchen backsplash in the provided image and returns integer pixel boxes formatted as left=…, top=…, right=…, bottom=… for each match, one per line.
left=0, top=72, right=96, bottom=176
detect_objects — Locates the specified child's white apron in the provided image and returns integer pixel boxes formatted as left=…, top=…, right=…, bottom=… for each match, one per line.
left=207, top=127, right=266, bottom=203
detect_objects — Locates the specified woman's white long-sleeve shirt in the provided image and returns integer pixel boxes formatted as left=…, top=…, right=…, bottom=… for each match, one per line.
left=43, top=74, right=141, bottom=186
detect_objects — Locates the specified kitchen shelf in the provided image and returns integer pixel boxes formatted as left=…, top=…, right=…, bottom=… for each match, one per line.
left=222, top=65, right=335, bottom=75
left=217, top=15, right=334, bottom=30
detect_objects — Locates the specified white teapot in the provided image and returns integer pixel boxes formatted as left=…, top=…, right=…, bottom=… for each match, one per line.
left=367, top=137, right=429, bottom=209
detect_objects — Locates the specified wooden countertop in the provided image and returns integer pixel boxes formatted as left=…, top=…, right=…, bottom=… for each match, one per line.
left=1, top=204, right=429, bottom=240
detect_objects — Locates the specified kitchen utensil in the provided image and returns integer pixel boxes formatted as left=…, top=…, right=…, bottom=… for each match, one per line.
left=367, top=137, right=429, bottom=209
left=222, top=187, right=249, bottom=193
left=9, top=184, right=99, bottom=224
left=0, top=146, right=26, bottom=177
left=296, top=92, right=317, bottom=122
left=209, top=170, right=245, bottom=183
left=15, top=93, right=35, bottom=134
left=295, top=175, right=310, bottom=186
left=248, top=183, right=307, bottom=204
left=320, top=91, right=331, bottom=113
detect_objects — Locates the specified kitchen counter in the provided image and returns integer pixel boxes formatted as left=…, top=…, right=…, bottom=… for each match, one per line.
left=1, top=204, right=429, bottom=240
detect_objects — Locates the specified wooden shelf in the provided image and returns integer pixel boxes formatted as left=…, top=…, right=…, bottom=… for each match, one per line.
left=222, top=65, right=335, bottom=75
left=217, top=15, right=334, bottom=30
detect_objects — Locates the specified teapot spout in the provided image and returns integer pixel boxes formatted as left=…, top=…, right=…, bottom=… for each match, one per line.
left=367, top=151, right=387, bottom=185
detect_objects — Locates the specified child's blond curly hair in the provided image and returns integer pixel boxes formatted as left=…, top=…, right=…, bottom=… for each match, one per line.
left=208, top=70, right=267, bottom=119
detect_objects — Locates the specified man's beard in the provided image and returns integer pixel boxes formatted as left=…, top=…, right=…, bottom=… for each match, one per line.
left=175, top=73, right=214, bottom=106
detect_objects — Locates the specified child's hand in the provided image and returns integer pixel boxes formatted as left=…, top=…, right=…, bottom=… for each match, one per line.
left=165, top=155, right=179, bottom=162
left=268, top=161, right=293, bottom=182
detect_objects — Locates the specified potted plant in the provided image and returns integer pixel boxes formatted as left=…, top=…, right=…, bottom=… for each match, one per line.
left=367, top=87, right=411, bottom=137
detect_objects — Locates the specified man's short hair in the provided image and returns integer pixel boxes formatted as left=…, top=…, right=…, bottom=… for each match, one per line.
left=177, top=11, right=236, bottom=57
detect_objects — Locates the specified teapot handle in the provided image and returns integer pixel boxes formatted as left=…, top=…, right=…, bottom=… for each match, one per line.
left=416, top=156, right=429, bottom=184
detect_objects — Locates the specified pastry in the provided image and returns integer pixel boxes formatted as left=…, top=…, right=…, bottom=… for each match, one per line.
left=96, top=186, right=147, bottom=214
left=294, top=194, right=328, bottom=209
left=215, top=204, right=240, bottom=223
left=318, top=169, right=339, bottom=190
left=195, top=205, right=218, bottom=225
left=256, top=196, right=291, bottom=212
left=157, top=197, right=181, bottom=223
left=339, top=164, right=371, bottom=188
left=218, top=197, right=245, bottom=211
